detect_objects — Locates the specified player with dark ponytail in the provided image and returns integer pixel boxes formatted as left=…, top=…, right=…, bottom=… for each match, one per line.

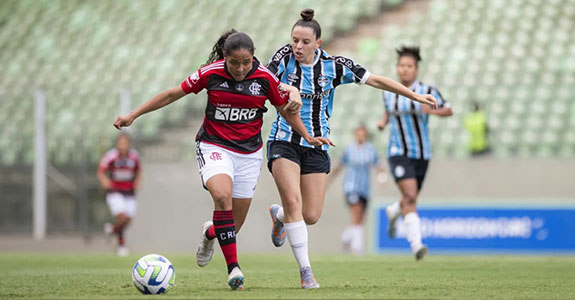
left=265, top=9, right=438, bottom=289
left=114, top=29, right=331, bottom=290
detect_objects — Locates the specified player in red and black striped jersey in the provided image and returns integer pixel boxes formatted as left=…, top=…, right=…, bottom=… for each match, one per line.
left=97, top=133, right=141, bottom=256
left=113, top=29, right=332, bottom=290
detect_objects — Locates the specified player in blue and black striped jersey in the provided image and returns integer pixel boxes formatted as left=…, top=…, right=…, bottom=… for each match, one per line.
left=378, top=46, right=453, bottom=261
left=265, top=9, right=439, bottom=289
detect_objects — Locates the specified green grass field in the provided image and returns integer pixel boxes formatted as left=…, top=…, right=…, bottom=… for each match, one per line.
left=1, top=253, right=574, bottom=299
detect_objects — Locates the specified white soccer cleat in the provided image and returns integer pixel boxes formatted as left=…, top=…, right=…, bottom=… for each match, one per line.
left=227, top=266, right=244, bottom=290
left=117, top=246, right=129, bottom=257
left=196, top=220, right=215, bottom=267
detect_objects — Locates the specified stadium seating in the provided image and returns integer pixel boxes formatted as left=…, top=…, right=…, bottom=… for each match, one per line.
left=329, top=0, right=575, bottom=158
left=0, top=0, right=386, bottom=166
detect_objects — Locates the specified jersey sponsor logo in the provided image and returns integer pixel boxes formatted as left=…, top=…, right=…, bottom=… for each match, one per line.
left=301, top=89, right=332, bottom=100
left=235, top=83, right=244, bottom=91
left=287, top=73, right=299, bottom=84
left=214, top=107, right=259, bottom=122
left=249, top=82, right=262, bottom=95
left=219, top=81, right=229, bottom=88
left=336, top=57, right=355, bottom=69
left=318, top=75, right=329, bottom=87
left=273, top=45, right=291, bottom=62
left=209, top=152, right=222, bottom=161
left=190, top=71, right=200, bottom=84
left=112, top=169, right=134, bottom=181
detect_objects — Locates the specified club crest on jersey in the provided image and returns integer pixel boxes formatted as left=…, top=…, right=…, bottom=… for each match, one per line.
left=318, top=75, right=329, bottom=87
left=190, top=71, right=200, bottom=84
left=235, top=83, right=244, bottom=91
left=249, top=82, right=262, bottom=95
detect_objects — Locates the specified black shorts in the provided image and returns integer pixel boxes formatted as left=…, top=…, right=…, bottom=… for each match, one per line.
left=345, top=193, right=368, bottom=207
left=388, top=156, right=429, bottom=191
left=267, top=141, right=331, bottom=175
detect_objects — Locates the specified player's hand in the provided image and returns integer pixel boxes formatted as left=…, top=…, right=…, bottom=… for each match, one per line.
left=305, top=136, right=335, bottom=147
left=113, top=115, right=134, bottom=130
left=377, top=119, right=387, bottom=131
left=416, top=94, right=438, bottom=109
left=284, top=96, right=302, bottom=115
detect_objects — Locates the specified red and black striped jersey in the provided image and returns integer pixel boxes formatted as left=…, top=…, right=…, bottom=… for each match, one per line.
left=181, top=58, right=288, bottom=153
left=98, top=148, right=140, bottom=195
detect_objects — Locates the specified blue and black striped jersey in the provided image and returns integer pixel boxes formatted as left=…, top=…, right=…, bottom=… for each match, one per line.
left=383, top=80, right=448, bottom=160
left=267, top=44, right=371, bottom=151
left=341, top=142, right=380, bottom=198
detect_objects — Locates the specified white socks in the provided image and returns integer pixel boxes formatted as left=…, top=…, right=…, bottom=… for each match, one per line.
left=285, top=220, right=310, bottom=269
left=341, top=225, right=364, bottom=255
left=276, top=206, right=285, bottom=223
left=403, top=212, right=423, bottom=253
left=386, top=201, right=401, bottom=219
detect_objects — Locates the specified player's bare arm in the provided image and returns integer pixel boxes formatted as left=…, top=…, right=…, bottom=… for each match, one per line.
left=281, top=83, right=303, bottom=114
left=377, top=111, right=391, bottom=131
left=421, top=104, right=453, bottom=117
left=114, top=86, right=187, bottom=129
left=366, top=74, right=437, bottom=108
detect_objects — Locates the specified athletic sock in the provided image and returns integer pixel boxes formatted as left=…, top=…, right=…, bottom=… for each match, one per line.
left=205, top=224, right=216, bottom=240
left=404, top=212, right=423, bottom=253
left=117, top=230, right=125, bottom=246
left=285, top=220, right=310, bottom=269
left=276, top=206, right=285, bottom=223
left=341, top=226, right=353, bottom=244
left=387, top=201, right=401, bottom=219
left=213, top=210, right=239, bottom=274
left=350, top=225, right=364, bottom=254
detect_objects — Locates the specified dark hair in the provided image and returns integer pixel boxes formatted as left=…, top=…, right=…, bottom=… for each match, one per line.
left=205, top=29, right=255, bottom=65
left=396, top=46, right=422, bottom=66
left=292, top=9, right=321, bottom=39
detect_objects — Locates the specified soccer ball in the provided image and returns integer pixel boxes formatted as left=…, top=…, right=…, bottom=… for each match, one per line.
left=132, top=254, right=175, bottom=294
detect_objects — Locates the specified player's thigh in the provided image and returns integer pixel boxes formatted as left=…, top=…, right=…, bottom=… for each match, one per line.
left=196, top=141, right=234, bottom=189
left=301, top=172, right=327, bottom=225
left=231, top=148, right=263, bottom=199
left=124, top=195, right=137, bottom=218
left=414, top=159, right=430, bottom=191
left=205, top=174, right=234, bottom=210
left=270, top=158, right=302, bottom=202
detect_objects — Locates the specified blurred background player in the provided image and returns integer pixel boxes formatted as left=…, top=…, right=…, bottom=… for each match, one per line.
left=464, top=101, right=490, bottom=156
left=265, top=9, right=438, bottom=289
left=330, top=124, right=385, bottom=255
left=113, top=29, right=329, bottom=290
left=377, top=46, right=452, bottom=260
left=97, top=133, right=141, bottom=256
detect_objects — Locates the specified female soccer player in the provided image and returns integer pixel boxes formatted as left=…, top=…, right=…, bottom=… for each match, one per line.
left=98, top=132, right=141, bottom=256
left=113, top=29, right=331, bottom=290
left=378, top=46, right=452, bottom=260
left=330, top=124, right=385, bottom=255
left=265, top=9, right=438, bottom=289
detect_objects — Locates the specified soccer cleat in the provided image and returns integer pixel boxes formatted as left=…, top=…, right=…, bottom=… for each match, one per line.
left=300, top=266, right=320, bottom=289
left=117, top=246, right=129, bottom=257
left=227, top=267, right=244, bottom=290
left=415, top=245, right=428, bottom=261
left=385, top=206, right=400, bottom=239
left=269, top=204, right=286, bottom=247
left=196, top=221, right=215, bottom=267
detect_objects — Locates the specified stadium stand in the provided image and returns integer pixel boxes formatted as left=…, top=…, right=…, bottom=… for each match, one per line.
left=0, top=0, right=391, bottom=166
left=329, top=0, right=575, bottom=158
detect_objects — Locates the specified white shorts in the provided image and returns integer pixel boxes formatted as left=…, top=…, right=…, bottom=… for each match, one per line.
left=106, top=192, right=137, bottom=218
left=196, top=141, right=263, bottom=199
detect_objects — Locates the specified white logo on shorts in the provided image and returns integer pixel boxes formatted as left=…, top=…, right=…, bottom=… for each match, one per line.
left=394, top=165, right=406, bottom=178
left=279, top=131, right=287, bottom=139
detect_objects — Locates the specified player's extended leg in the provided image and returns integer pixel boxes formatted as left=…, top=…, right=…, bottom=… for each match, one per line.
left=300, top=173, right=327, bottom=225
left=205, top=174, right=244, bottom=290
left=269, top=158, right=301, bottom=247
left=232, top=198, right=252, bottom=233
left=397, top=178, right=426, bottom=260
left=114, top=213, right=130, bottom=256
left=348, top=202, right=366, bottom=255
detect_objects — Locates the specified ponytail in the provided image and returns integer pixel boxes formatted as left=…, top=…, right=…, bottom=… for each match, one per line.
left=205, top=29, right=255, bottom=66
left=205, top=29, right=238, bottom=65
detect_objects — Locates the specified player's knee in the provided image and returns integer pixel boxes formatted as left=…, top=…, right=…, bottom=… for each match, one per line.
left=211, top=190, right=232, bottom=208
left=303, top=211, right=321, bottom=225
left=402, top=194, right=417, bottom=207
